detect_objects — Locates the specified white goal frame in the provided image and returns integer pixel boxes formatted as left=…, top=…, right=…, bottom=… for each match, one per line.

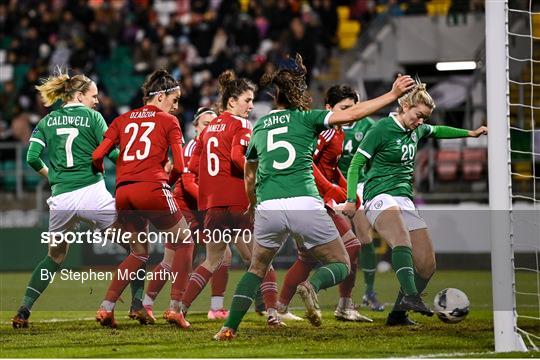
left=486, top=0, right=528, bottom=352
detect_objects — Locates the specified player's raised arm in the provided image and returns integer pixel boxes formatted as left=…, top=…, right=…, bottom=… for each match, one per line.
left=328, top=75, right=415, bottom=126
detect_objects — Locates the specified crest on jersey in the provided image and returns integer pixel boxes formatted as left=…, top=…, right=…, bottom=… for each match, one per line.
left=396, top=139, right=402, bottom=145
left=374, top=200, right=383, bottom=209
left=411, top=132, right=418, bottom=143
left=355, top=132, right=364, bottom=142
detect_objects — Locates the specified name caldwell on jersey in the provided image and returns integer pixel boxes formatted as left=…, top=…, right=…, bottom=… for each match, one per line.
left=40, top=268, right=177, bottom=285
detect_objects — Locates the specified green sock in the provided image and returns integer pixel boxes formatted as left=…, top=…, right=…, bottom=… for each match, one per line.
left=360, top=242, right=376, bottom=293
left=22, top=256, right=61, bottom=309
left=309, top=262, right=349, bottom=292
left=414, top=271, right=432, bottom=295
left=391, top=246, right=417, bottom=296
left=224, top=272, right=262, bottom=331
left=130, top=265, right=145, bottom=301
left=390, top=271, right=431, bottom=315
left=254, top=287, right=265, bottom=312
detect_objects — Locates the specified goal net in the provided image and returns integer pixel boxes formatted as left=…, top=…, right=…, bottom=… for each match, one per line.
left=487, top=0, right=539, bottom=352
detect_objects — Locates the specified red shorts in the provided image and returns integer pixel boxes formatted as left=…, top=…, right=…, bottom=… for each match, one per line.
left=204, top=206, right=252, bottom=232
left=116, top=181, right=182, bottom=232
left=181, top=208, right=205, bottom=232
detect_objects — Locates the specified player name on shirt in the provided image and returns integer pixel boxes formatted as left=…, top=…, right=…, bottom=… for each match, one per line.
left=129, top=110, right=156, bottom=119
left=207, top=123, right=226, bottom=132
left=263, top=113, right=291, bottom=128
left=46, top=116, right=91, bottom=127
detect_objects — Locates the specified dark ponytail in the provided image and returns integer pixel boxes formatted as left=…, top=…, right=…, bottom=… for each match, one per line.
left=260, top=54, right=311, bottom=111
left=141, top=69, right=180, bottom=104
left=217, top=70, right=256, bottom=113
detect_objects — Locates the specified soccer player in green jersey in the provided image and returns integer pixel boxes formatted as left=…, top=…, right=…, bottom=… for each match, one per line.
left=213, top=54, right=415, bottom=340
left=336, top=88, right=385, bottom=312
left=12, top=71, right=119, bottom=328
left=343, top=81, right=488, bottom=325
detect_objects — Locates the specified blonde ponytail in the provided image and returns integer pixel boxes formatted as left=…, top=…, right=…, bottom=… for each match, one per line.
left=36, top=69, right=93, bottom=107
left=397, top=78, right=435, bottom=112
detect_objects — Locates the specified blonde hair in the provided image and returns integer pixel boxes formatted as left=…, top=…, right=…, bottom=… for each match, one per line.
left=36, top=69, right=93, bottom=107
left=397, top=78, right=435, bottom=113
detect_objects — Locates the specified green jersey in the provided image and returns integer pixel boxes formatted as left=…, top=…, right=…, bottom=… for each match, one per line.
left=357, top=114, right=432, bottom=201
left=338, top=117, right=375, bottom=180
left=29, top=103, right=108, bottom=196
left=246, top=109, right=331, bottom=203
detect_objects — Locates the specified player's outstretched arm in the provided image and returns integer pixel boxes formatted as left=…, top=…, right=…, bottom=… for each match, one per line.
left=431, top=125, right=488, bottom=139
left=343, top=152, right=368, bottom=217
left=92, top=138, right=115, bottom=173
left=468, top=126, right=488, bottom=138
left=328, top=75, right=415, bottom=126
left=26, top=141, right=48, bottom=177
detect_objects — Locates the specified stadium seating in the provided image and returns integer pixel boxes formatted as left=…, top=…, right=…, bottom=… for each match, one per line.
left=337, top=6, right=361, bottom=50
left=462, top=148, right=486, bottom=181
left=426, top=0, right=451, bottom=16
left=436, top=149, right=460, bottom=181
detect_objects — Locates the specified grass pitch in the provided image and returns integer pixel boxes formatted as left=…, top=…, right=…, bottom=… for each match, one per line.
left=1, top=269, right=538, bottom=358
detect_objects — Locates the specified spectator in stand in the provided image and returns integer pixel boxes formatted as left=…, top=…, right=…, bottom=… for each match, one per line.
left=405, top=0, right=428, bottom=15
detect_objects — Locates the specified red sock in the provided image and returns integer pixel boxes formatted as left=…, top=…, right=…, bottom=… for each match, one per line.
left=211, top=264, right=229, bottom=297
left=181, top=264, right=212, bottom=308
left=278, top=258, right=315, bottom=306
left=146, top=261, right=171, bottom=300
left=105, top=253, right=149, bottom=302
left=261, top=267, right=278, bottom=310
left=171, top=243, right=194, bottom=301
left=339, top=240, right=361, bottom=298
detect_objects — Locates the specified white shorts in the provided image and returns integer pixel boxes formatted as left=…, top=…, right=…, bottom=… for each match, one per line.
left=364, top=194, right=427, bottom=232
left=254, top=196, right=339, bottom=250
left=47, top=180, right=116, bottom=232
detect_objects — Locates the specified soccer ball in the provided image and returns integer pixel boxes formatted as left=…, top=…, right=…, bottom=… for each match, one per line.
left=433, top=288, right=470, bottom=323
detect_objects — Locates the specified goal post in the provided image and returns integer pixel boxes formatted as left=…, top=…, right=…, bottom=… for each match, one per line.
left=486, top=0, right=528, bottom=352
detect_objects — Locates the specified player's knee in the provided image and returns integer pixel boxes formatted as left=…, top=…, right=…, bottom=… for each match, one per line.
left=248, top=259, right=270, bottom=278
left=357, top=232, right=372, bottom=245
left=48, top=245, right=68, bottom=263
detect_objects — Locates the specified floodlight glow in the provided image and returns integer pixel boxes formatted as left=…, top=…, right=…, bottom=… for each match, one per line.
left=436, top=61, right=477, bottom=71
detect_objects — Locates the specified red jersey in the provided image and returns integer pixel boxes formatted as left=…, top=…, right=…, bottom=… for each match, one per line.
left=104, top=104, right=183, bottom=186
left=173, top=138, right=198, bottom=210
left=190, top=111, right=251, bottom=210
left=313, top=128, right=346, bottom=184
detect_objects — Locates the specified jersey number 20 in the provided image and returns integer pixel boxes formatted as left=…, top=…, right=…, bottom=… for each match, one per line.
left=123, top=122, right=155, bottom=161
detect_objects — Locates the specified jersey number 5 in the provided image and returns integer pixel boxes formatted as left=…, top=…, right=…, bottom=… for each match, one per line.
left=268, top=127, right=296, bottom=170
left=123, top=122, right=155, bottom=161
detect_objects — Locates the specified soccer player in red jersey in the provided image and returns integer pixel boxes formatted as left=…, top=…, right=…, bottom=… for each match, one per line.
left=92, top=69, right=192, bottom=329
left=180, top=70, right=281, bottom=326
left=276, top=85, right=373, bottom=322
left=141, top=107, right=232, bottom=321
